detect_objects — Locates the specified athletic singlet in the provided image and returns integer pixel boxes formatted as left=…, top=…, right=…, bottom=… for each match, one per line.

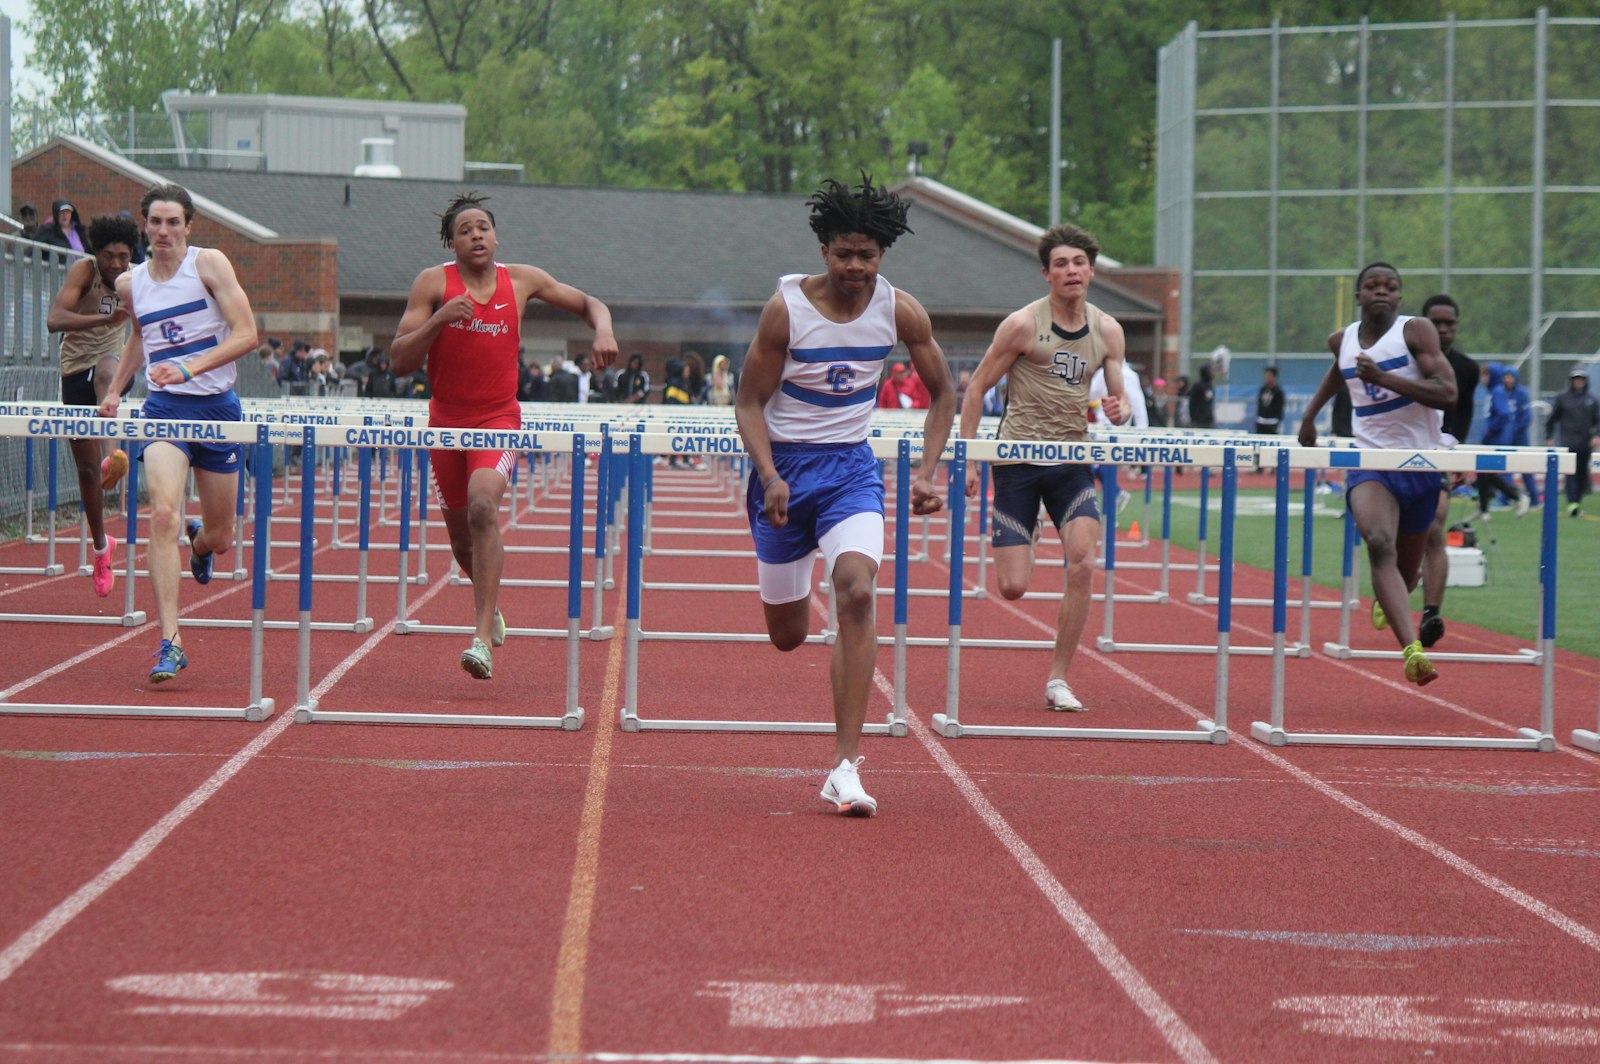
left=58, top=265, right=129, bottom=376
left=763, top=273, right=896, bottom=444
left=1339, top=315, right=1443, bottom=451
left=131, top=246, right=234, bottom=397
left=427, top=263, right=521, bottom=424
left=996, top=298, right=1108, bottom=463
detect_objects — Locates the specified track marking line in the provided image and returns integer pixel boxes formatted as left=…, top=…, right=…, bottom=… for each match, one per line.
left=839, top=600, right=1216, bottom=1064
left=0, top=569, right=457, bottom=988
left=978, top=586, right=1600, bottom=955
left=0, top=1044, right=1137, bottom=1063
left=547, top=590, right=628, bottom=1057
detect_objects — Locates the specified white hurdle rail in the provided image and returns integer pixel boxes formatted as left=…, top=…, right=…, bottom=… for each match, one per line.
left=617, top=432, right=916, bottom=736
left=0, top=414, right=276, bottom=721
left=1253, top=446, right=1574, bottom=752
left=932, top=438, right=1237, bottom=744
left=293, top=423, right=590, bottom=729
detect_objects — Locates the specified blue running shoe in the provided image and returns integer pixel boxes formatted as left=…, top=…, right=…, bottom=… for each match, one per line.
left=186, top=518, right=214, bottom=585
left=150, top=639, right=188, bottom=683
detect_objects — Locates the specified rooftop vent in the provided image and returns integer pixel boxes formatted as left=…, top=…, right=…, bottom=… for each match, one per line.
left=353, top=137, right=402, bottom=178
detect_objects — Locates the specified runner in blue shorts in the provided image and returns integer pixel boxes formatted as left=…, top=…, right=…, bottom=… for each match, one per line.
left=735, top=175, right=954, bottom=817
left=1297, top=263, right=1456, bottom=686
left=101, top=184, right=260, bottom=684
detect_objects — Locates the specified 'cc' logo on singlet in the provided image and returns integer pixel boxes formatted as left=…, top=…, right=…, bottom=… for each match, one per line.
left=161, top=320, right=187, bottom=346
left=827, top=365, right=856, bottom=393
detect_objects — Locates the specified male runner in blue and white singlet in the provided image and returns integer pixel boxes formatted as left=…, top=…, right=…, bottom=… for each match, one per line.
left=101, top=184, right=259, bottom=684
left=1297, top=262, right=1455, bottom=686
left=735, top=176, right=954, bottom=817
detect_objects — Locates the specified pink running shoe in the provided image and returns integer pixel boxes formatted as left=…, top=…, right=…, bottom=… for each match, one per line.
left=92, top=534, right=117, bottom=598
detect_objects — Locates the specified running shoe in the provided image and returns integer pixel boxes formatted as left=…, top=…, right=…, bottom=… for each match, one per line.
left=100, top=450, right=128, bottom=490
left=149, top=638, right=188, bottom=684
left=1418, top=613, right=1445, bottom=649
left=491, top=609, right=506, bottom=648
left=1371, top=600, right=1388, bottom=631
left=820, top=756, right=877, bottom=817
left=92, top=534, right=117, bottom=598
left=186, top=518, right=213, bottom=585
left=1514, top=494, right=1531, bottom=518
left=1045, top=678, right=1086, bottom=712
left=1570, top=503, right=1582, bottom=518
left=1403, top=640, right=1439, bottom=686
left=460, top=637, right=493, bottom=680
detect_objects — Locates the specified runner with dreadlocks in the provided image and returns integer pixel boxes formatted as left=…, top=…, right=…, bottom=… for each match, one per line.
left=391, top=192, right=618, bottom=680
left=735, top=174, right=954, bottom=817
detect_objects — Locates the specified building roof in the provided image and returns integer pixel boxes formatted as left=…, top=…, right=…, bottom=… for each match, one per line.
left=172, top=169, right=1159, bottom=318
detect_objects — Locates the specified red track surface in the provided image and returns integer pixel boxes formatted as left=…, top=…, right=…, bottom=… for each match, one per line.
left=3, top=461, right=1599, bottom=1063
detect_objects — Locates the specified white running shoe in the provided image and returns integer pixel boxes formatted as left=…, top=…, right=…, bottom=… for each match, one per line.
left=820, top=756, right=877, bottom=817
left=1045, top=678, right=1086, bottom=712
left=1514, top=494, right=1532, bottom=518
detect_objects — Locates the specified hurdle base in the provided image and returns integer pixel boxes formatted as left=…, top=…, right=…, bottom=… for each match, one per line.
left=247, top=697, right=276, bottom=722
left=297, top=704, right=582, bottom=729
left=1323, top=642, right=1542, bottom=665
left=122, top=610, right=148, bottom=626
left=1573, top=729, right=1600, bottom=753
left=0, top=697, right=269, bottom=721
left=619, top=706, right=898, bottom=735
left=587, top=625, right=616, bottom=641
left=930, top=712, right=1223, bottom=742
left=1251, top=720, right=1555, bottom=751
left=886, top=710, right=908, bottom=738
left=353, top=617, right=374, bottom=634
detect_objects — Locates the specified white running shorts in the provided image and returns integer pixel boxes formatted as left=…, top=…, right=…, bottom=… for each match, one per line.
left=756, top=511, right=884, bottom=604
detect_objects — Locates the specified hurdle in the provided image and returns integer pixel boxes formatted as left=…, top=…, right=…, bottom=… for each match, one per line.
left=931, top=438, right=1233, bottom=743
left=294, top=424, right=588, bottom=729
left=0, top=415, right=276, bottom=721
left=1252, top=447, right=1570, bottom=751
left=618, top=433, right=908, bottom=736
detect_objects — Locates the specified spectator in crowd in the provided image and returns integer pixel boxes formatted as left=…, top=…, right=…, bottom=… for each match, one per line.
left=1172, top=375, right=1191, bottom=427
left=363, top=353, right=399, bottom=398
left=1146, top=376, right=1168, bottom=427
left=35, top=200, right=91, bottom=258
left=661, top=356, right=693, bottom=406
left=906, top=366, right=932, bottom=409
left=578, top=352, right=607, bottom=402
left=16, top=203, right=39, bottom=240
left=309, top=348, right=337, bottom=394
left=703, top=354, right=737, bottom=405
left=1546, top=368, right=1599, bottom=517
left=258, top=338, right=282, bottom=378
left=684, top=350, right=707, bottom=403
left=878, top=361, right=916, bottom=408
left=616, top=352, right=651, bottom=404
left=1187, top=364, right=1216, bottom=428
left=1254, top=364, right=1285, bottom=434
left=547, top=357, right=580, bottom=402
left=277, top=339, right=312, bottom=394
left=345, top=347, right=381, bottom=392
left=518, top=355, right=547, bottom=402
left=982, top=377, right=1006, bottom=417
left=405, top=367, right=432, bottom=400
left=1478, top=363, right=1532, bottom=519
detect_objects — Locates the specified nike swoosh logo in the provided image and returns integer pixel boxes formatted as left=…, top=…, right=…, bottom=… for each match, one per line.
left=494, top=303, right=509, bottom=310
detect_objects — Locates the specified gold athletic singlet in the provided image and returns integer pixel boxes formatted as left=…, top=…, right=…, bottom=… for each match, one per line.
left=58, top=268, right=128, bottom=377
left=995, top=297, right=1108, bottom=462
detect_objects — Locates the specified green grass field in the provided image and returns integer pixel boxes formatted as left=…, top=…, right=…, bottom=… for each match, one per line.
left=1113, top=482, right=1600, bottom=660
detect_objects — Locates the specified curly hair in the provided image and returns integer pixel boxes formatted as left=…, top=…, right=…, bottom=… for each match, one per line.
left=88, top=215, right=140, bottom=254
left=806, top=174, right=912, bottom=249
left=438, top=192, right=495, bottom=247
left=1037, top=223, right=1100, bottom=269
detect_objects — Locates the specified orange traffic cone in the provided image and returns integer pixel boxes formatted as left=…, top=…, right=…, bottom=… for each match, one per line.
left=1125, top=520, right=1141, bottom=540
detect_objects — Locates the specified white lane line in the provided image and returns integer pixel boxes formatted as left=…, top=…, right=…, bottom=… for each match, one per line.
left=977, top=582, right=1600, bottom=954
left=822, top=590, right=1215, bottom=1064
left=0, top=572, right=455, bottom=987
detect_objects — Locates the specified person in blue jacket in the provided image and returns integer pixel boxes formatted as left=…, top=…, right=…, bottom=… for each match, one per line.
left=1475, top=362, right=1532, bottom=519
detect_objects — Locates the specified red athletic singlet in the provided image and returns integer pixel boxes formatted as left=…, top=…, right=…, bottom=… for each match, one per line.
left=427, top=263, right=521, bottom=425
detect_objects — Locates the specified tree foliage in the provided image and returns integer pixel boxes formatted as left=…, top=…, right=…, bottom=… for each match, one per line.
left=23, top=0, right=1600, bottom=270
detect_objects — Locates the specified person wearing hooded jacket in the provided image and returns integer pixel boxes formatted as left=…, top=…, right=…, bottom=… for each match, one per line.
left=1476, top=362, right=1531, bottom=519
left=34, top=200, right=92, bottom=260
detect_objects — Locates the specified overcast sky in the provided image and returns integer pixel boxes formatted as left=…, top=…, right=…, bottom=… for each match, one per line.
left=2, top=1, right=44, bottom=95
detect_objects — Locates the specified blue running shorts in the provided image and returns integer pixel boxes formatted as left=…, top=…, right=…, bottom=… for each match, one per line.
left=747, top=441, right=884, bottom=564
left=1347, top=469, right=1442, bottom=534
left=990, top=462, right=1101, bottom=548
left=139, top=389, right=244, bottom=475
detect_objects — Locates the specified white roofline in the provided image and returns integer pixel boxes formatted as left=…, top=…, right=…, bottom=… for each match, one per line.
left=49, top=136, right=279, bottom=240
left=896, top=176, right=1124, bottom=269
left=163, top=92, right=465, bottom=118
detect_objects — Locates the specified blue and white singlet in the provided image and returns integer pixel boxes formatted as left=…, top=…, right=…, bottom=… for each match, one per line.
left=763, top=273, right=897, bottom=443
left=1339, top=315, right=1442, bottom=451
left=131, top=246, right=235, bottom=397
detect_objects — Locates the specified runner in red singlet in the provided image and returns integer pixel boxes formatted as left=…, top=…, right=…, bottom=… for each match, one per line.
left=390, top=193, right=619, bottom=679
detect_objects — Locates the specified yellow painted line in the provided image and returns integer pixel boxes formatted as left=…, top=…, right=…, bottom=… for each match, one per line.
left=547, top=593, right=627, bottom=1056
